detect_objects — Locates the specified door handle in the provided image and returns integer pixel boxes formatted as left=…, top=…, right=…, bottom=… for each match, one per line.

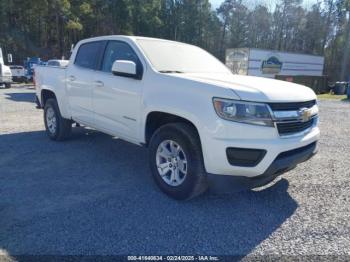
left=94, top=80, right=104, bottom=87
left=68, top=75, right=76, bottom=82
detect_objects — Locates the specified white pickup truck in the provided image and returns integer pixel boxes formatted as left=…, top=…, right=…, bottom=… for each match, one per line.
left=35, top=36, right=319, bottom=200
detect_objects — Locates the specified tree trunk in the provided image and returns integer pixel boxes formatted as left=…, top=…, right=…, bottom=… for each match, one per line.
left=322, top=0, right=334, bottom=55
left=219, top=20, right=227, bottom=61
left=340, top=12, right=350, bottom=81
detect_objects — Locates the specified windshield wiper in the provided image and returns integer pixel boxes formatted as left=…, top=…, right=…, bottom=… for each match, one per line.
left=159, top=70, right=184, bottom=74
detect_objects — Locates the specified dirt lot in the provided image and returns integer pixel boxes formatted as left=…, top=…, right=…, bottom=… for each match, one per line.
left=0, top=85, right=350, bottom=259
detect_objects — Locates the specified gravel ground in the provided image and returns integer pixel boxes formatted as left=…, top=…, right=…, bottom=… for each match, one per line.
left=0, top=85, right=350, bottom=260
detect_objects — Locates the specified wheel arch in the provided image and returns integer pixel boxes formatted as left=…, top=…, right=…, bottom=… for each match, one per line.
left=144, top=111, right=202, bottom=147
left=40, top=88, right=71, bottom=119
left=41, top=89, right=57, bottom=107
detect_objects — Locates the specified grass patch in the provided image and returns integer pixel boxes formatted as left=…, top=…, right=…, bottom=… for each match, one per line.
left=318, top=93, right=348, bottom=100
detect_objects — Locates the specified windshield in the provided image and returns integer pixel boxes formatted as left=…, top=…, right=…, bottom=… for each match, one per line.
left=137, top=39, right=231, bottom=74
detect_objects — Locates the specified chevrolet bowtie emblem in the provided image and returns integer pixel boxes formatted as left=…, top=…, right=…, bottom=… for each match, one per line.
left=299, top=108, right=312, bottom=122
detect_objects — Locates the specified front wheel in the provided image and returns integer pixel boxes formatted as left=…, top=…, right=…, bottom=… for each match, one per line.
left=149, top=123, right=208, bottom=200
left=44, top=98, right=72, bottom=141
left=4, top=83, right=11, bottom=89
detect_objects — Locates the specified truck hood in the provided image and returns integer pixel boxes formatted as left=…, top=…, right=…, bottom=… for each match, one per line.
left=175, top=72, right=316, bottom=102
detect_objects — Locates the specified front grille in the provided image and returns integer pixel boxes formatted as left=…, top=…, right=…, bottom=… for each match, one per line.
left=269, top=100, right=316, bottom=111
left=277, top=118, right=315, bottom=135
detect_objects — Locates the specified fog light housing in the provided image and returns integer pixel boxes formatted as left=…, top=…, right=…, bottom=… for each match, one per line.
left=226, top=147, right=267, bottom=167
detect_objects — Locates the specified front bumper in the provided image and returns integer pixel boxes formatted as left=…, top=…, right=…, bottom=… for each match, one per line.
left=200, top=115, right=320, bottom=177
left=208, top=141, right=317, bottom=192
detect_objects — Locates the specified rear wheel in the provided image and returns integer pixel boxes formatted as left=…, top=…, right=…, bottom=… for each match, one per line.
left=4, top=83, right=11, bottom=89
left=44, top=98, right=72, bottom=141
left=149, top=123, right=208, bottom=200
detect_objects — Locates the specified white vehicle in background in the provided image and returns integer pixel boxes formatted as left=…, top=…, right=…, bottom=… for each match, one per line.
left=0, top=47, right=12, bottom=88
left=47, top=59, right=69, bottom=67
left=9, top=65, right=26, bottom=83
left=34, top=36, right=320, bottom=200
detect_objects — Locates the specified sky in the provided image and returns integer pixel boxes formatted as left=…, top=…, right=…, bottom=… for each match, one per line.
left=210, top=0, right=223, bottom=8
left=209, top=0, right=317, bottom=10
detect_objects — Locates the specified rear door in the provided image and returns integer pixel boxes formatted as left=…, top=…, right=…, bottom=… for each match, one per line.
left=66, top=41, right=106, bottom=125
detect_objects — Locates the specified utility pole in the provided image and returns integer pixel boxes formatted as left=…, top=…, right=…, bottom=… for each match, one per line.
left=174, top=21, right=184, bottom=41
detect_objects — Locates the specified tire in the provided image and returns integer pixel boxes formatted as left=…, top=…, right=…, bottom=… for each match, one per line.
left=149, top=123, right=208, bottom=200
left=44, top=98, right=72, bottom=141
left=5, top=83, right=11, bottom=89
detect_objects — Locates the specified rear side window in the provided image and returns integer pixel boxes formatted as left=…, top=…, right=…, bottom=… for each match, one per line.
left=75, top=41, right=103, bottom=70
left=101, top=41, right=140, bottom=72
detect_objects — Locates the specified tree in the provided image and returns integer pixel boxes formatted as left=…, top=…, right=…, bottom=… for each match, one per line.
left=247, top=5, right=272, bottom=49
left=340, top=0, right=350, bottom=80
left=0, top=0, right=348, bottom=80
left=217, top=0, right=249, bottom=58
left=302, top=3, right=324, bottom=54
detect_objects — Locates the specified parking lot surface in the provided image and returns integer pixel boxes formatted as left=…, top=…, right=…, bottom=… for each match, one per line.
left=0, top=85, right=350, bottom=258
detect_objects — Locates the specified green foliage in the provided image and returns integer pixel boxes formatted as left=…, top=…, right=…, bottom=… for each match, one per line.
left=66, top=20, right=83, bottom=31
left=0, top=0, right=349, bottom=80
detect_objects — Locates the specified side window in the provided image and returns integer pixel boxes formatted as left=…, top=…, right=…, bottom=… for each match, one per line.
left=101, top=41, right=140, bottom=73
left=75, top=41, right=103, bottom=70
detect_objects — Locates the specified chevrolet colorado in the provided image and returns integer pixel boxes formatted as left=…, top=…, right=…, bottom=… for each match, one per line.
left=35, top=36, right=319, bottom=199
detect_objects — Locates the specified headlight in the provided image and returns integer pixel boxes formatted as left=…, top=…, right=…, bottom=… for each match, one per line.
left=213, top=98, right=274, bottom=127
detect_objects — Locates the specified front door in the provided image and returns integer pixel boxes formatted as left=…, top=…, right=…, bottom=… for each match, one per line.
left=91, top=40, right=144, bottom=141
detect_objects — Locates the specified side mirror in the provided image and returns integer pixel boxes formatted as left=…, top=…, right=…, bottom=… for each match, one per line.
left=112, top=60, right=139, bottom=79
